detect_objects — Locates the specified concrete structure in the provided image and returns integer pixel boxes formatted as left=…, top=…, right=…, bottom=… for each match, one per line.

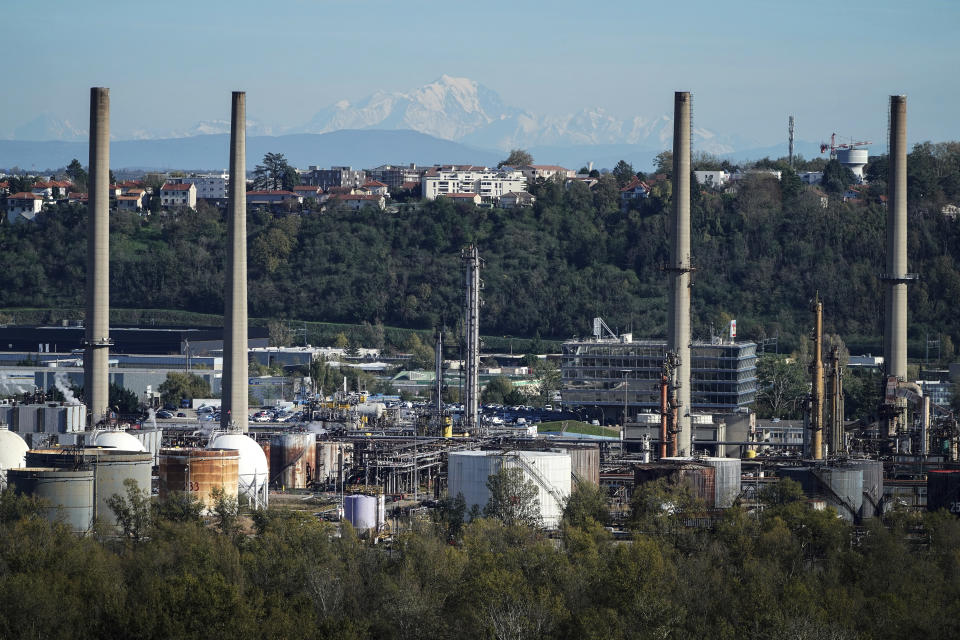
left=669, top=91, right=693, bottom=455
left=366, top=164, right=423, bottom=190
left=837, top=148, right=869, bottom=181
left=463, top=246, right=481, bottom=432
left=223, top=91, right=249, bottom=432
left=159, top=182, right=197, bottom=209
left=447, top=450, right=571, bottom=528
left=5, top=192, right=44, bottom=223
left=884, top=95, right=910, bottom=384
left=85, top=87, right=111, bottom=427
left=421, top=167, right=526, bottom=201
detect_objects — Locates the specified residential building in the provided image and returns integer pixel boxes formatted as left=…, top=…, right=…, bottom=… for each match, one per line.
left=291, top=185, right=323, bottom=201
left=366, top=164, right=423, bottom=190
left=421, top=166, right=526, bottom=202
left=31, top=180, right=73, bottom=199
left=362, top=180, right=389, bottom=197
left=518, top=165, right=575, bottom=183
left=116, top=194, right=143, bottom=211
left=440, top=193, right=481, bottom=206
left=619, top=177, right=650, bottom=210
left=499, top=191, right=535, bottom=209
left=159, top=182, right=197, bottom=209
left=327, top=194, right=385, bottom=211
left=167, top=174, right=229, bottom=199
left=300, top=166, right=367, bottom=190
left=6, top=192, right=44, bottom=223
left=561, top=334, right=758, bottom=423
left=798, top=171, right=823, bottom=185
left=246, top=190, right=302, bottom=206
left=693, top=170, right=730, bottom=189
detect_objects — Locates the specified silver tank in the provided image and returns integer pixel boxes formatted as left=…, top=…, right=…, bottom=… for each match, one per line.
left=8, top=467, right=95, bottom=534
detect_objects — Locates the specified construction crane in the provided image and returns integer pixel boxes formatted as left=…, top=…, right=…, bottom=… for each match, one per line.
left=820, top=133, right=872, bottom=159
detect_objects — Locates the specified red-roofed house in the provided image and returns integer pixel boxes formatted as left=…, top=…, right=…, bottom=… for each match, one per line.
left=440, top=193, right=481, bottom=206
left=292, top=185, right=323, bottom=200
left=31, top=180, right=73, bottom=199
left=519, top=165, right=575, bottom=183
left=361, top=180, right=389, bottom=197
left=6, top=192, right=44, bottom=223
left=619, top=177, right=651, bottom=211
left=160, top=182, right=197, bottom=209
left=0, top=181, right=9, bottom=195
left=328, top=194, right=385, bottom=211
left=116, top=193, right=143, bottom=212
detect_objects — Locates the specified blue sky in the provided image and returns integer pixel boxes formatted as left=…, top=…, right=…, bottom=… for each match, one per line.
left=2, top=0, right=956, bottom=147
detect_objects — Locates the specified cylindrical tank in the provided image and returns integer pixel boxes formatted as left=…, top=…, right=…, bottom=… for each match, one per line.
left=847, top=459, right=883, bottom=519
left=353, top=403, right=385, bottom=419
left=92, top=429, right=147, bottom=453
left=8, top=467, right=95, bottom=534
left=344, top=494, right=378, bottom=530
left=837, top=148, right=869, bottom=179
left=207, top=433, right=268, bottom=507
left=814, top=467, right=863, bottom=521
left=0, top=427, right=29, bottom=477
left=554, top=444, right=600, bottom=486
left=25, top=448, right=153, bottom=527
left=927, top=470, right=960, bottom=514
left=634, top=461, right=716, bottom=509
left=700, top=457, right=742, bottom=508
left=269, top=432, right=316, bottom=489
left=315, top=442, right=352, bottom=485
left=448, top=450, right=571, bottom=528
left=159, top=448, right=239, bottom=512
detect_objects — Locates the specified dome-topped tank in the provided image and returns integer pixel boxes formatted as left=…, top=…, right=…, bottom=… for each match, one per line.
left=92, top=429, right=146, bottom=453
left=0, top=426, right=29, bottom=476
left=207, top=432, right=269, bottom=508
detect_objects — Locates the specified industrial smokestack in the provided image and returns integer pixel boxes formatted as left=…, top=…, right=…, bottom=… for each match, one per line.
left=668, top=91, right=692, bottom=455
left=462, top=246, right=481, bottom=434
left=811, top=295, right=824, bottom=460
left=222, top=91, right=248, bottom=432
left=884, top=95, right=909, bottom=383
left=84, top=87, right=110, bottom=427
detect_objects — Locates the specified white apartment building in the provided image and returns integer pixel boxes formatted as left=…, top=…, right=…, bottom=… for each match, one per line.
left=160, top=182, right=197, bottom=209
left=167, top=173, right=229, bottom=199
left=694, top=170, right=730, bottom=188
left=421, top=166, right=526, bottom=202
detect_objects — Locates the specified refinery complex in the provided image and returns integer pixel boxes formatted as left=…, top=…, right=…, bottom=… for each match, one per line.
left=1, top=88, right=959, bottom=539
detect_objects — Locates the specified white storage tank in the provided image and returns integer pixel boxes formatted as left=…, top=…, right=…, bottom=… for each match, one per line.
left=207, top=432, right=269, bottom=508
left=700, top=457, right=742, bottom=508
left=344, top=494, right=378, bottom=531
left=0, top=426, right=29, bottom=486
left=448, top=450, right=571, bottom=528
left=92, top=429, right=147, bottom=453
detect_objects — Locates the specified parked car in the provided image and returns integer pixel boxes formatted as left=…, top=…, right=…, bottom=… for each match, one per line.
left=156, top=410, right=173, bottom=419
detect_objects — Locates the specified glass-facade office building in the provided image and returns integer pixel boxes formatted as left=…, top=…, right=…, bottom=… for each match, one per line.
left=561, top=338, right=758, bottom=422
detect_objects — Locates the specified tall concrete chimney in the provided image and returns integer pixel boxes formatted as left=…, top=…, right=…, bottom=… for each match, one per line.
left=462, top=245, right=481, bottom=434
left=222, top=91, right=248, bottom=432
left=668, top=91, right=693, bottom=455
left=811, top=295, right=824, bottom=460
left=884, top=95, right=909, bottom=382
left=84, top=87, right=110, bottom=427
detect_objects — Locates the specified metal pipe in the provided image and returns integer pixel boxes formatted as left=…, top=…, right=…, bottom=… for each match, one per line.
left=85, top=87, right=110, bottom=427
left=668, top=91, right=692, bottom=455
left=659, top=372, right=668, bottom=459
left=222, top=91, right=249, bottom=432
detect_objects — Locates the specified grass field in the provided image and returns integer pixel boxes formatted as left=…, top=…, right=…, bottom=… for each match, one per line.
left=537, top=420, right=620, bottom=438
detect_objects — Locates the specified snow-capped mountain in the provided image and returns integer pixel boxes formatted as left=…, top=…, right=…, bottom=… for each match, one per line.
left=300, top=76, right=737, bottom=154
left=12, top=113, right=86, bottom=141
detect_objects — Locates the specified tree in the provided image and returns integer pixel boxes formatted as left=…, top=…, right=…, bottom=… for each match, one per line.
left=821, top=159, right=856, bottom=194
left=483, top=466, right=541, bottom=527
left=562, top=481, right=608, bottom=528
left=252, top=152, right=299, bottom=191
left=65, top=158, right=87, bottom=192
left=612, top=160, right=636, bottom=187
left=158, top=372, right=212, bottom=407
left=654, top=150, right=673, bottom=176
left=498, top=149, right=533, bottom=169
left=106, top=478, right=151, bottom=542
left=755, top=354, right=807, bottom=418
left=109, top=383, right=140, bottom=413
left=481, top=375, right=515, bottom=405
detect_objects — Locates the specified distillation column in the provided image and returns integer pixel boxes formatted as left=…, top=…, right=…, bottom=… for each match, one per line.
left=222, top=91, right=249, bottom=432
left=84, top=87, right=111, bottom=427
left=463, top=246, right=481, bottom=433
left=668, top=91, right=693, bottom=455
left=828, top=346, right=844, bottom=455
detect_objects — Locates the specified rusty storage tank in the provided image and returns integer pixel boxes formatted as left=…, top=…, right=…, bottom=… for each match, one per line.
left=554, top=444, right=600, bottom=486
left=316, top=441, right=353, bottom=485
left=927, top=470, right=960, bottom=514
left=700, top=457, right=742, bottom=508
left=633, top=461, right=716, bottom=508
left=26, top=448, right=153, bottom=528
left=159, top=448, right=239, bottom=512
left=779, top=466, right=864, bottom=522
left=8, top=467, right=95, bottom=534
left=269, top=432, right=316, bottom=489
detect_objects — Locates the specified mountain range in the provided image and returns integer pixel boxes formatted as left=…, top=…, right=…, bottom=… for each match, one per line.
left=2, top=76, right=808, bottom=171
